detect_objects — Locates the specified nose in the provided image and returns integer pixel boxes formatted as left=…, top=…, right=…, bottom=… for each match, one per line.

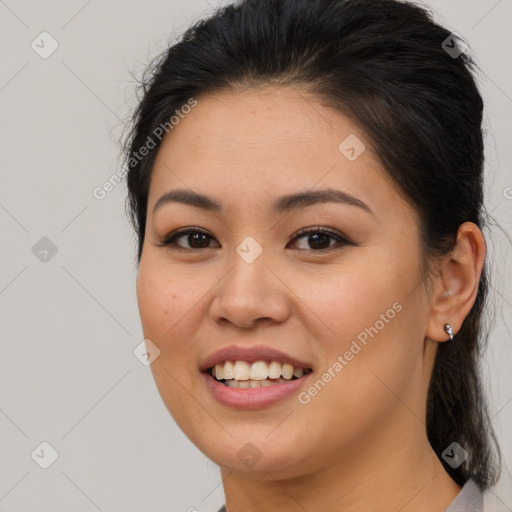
left=209, top=247, right=290, bottom=329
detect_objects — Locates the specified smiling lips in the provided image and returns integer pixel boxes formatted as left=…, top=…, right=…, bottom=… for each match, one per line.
left=200, top=344, right=313, bottom=391
left=200, top=344, right=313, bottom=372
left=210, top=360, right=313, bottom=388
left=199, top=345, right=314, bottom=405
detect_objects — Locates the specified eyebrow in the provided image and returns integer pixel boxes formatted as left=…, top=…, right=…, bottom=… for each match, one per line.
left=152, top=187, right=373, bottom=216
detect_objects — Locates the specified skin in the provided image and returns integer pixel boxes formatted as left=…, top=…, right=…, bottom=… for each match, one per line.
left=135, top=86, right=486, bottom=512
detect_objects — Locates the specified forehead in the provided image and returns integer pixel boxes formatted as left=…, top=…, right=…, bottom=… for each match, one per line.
left=156, top=86, right=354, bottom=164
left=147, top=86, right=410, bottom=220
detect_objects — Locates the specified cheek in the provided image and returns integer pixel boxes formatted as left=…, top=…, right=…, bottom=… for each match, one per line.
left=295, top=253, right=422, bottom=399
left=136, top=268, right=173, bottom=337
left=295, top=255, right=411, bottom=346
left=135, top=258, right=216, bottom=390
left=136, top=260, right=202, bottom=340
left=299, top=254, right=425, bottom=426
left=135, top=262, right=207, bottom=423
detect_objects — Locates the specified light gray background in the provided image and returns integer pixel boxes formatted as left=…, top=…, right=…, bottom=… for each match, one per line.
left=0, top=1, right=510, bottom=511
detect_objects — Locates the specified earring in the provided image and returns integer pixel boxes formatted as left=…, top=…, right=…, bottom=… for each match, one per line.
left=444, top=323, right=454, bottom=341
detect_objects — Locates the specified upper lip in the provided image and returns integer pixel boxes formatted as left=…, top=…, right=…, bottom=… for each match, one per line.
left=199, top=345, right=313, bottom=372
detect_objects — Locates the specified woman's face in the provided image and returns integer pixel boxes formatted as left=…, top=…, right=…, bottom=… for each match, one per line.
left=136, top=86, right=436, bottom=477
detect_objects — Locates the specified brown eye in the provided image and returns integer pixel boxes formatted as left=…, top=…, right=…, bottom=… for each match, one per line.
left=157, top=228, right=220, bottom=251
left=288, top=227, right=352, bottom=251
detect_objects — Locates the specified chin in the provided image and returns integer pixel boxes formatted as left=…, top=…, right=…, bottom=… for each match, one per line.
left=196, top=436, right=311, bottom=476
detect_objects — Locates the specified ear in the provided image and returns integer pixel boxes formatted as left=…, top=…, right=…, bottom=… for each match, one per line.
left=425, top=222, right=486, bottom=342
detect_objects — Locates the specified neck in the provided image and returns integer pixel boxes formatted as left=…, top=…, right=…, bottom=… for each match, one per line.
left=219, top=421, right=461, bottom=512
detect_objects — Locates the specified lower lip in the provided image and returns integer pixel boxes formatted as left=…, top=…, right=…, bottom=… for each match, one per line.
left=202, top=371, right=313, bottom=409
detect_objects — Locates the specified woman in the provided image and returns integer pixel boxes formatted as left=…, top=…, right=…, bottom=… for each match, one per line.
left=122, top=0, right=501, bottom=510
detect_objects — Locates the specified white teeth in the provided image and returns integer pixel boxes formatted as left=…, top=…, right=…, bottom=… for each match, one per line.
left=214, top=363, right=224, bottom=380
left=223, top=360, right=235, bottom=380
left=249, top=360, right=269, bottom=380
left=225, top=378, right=289, bottom=388
left=281, top=363, right=294, bottom=380
left=211, top=360, right=311, bottom=382
left=233, top=361, right=250, bottom=380
left=268, top=361, right=282, bottom=379
left=293, top=367, right=304, bottom=378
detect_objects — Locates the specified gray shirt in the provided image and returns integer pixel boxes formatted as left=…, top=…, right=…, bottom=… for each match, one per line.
left=215, top=478, right=483, bottom=512
left=446, top=479, right=484, bottom=512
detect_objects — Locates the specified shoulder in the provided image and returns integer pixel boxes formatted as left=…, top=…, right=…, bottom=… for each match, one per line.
left=445, top=478, right=484, bottom=512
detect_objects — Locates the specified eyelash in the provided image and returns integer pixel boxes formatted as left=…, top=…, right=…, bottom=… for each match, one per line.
left=156, top=226, right=353, bottom=253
